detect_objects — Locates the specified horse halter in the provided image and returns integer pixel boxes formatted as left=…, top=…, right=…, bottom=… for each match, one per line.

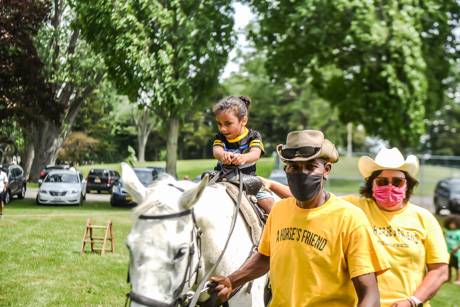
left=125, top=184, right=204, bottom=307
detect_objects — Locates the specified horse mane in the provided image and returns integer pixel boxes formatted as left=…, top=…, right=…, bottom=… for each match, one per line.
left=132, top=174, right=198, bottom=217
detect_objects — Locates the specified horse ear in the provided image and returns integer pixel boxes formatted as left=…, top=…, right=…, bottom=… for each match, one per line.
left=121, top=163, right=147, bottom=204
left=179, top=174, right=208, bottom=210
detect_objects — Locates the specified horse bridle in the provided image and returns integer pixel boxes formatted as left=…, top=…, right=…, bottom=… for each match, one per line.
left=125, top=174, right=243, bottom=307
left=125, top=184, right=204, bottom=307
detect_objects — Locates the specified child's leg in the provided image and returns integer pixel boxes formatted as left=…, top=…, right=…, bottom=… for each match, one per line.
left=256, top=188, right=274, bottom=214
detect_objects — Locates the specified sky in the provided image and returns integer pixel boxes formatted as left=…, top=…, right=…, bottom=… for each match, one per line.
left=221, top=3, right=253, bottom=79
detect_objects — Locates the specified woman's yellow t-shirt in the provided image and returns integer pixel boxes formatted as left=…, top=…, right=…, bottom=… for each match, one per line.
left=258, top=194, right=389, bottom=307
left=342, top=195, right=449, bottom=307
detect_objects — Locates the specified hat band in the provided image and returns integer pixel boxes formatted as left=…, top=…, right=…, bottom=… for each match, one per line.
left=281, top=146, right=320, bottom=160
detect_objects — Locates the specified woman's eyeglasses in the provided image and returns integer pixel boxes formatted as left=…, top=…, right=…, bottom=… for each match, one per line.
left=374, top=177, right=407, bottom=188
left=281, top=146, right=320, bottom=159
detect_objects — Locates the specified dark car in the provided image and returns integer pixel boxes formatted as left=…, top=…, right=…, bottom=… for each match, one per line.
left=39, top=165, right=70, bottom=182
left=86, top=169, right=120, bottom=194
left=110, top=167, right=165, bottom=207
left=434, top=178, right=460, bottom=214
left=0, top=164, right=27, bottom=204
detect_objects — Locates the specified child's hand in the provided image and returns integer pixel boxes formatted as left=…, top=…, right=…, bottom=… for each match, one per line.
left=231, top=154, right=247, bottom=166
left=222, top=152, right=235, bottom=165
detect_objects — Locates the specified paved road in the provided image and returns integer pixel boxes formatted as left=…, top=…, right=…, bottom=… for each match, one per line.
left=25, top=188, right=111, bottom=203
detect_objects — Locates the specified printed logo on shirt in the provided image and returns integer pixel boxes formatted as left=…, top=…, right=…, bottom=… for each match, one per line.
left=373, top=225, right=421, bottom=247
left=276, top=227, right=328, bottom=251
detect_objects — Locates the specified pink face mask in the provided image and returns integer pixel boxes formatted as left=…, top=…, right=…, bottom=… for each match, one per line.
left=372, top=185, right=406, bottom=209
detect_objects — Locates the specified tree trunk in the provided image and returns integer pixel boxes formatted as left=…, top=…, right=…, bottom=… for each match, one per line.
left=347, top=122, right=353, bottom=158
left=28, top=121, right=61, bottom=182
left=137, top=134, right=147, bottom=163
left=135, top=108, right=153, bottom=163
left=166, top=117, right=179, bottom=177
left=22, top=137, right=35, bottom=181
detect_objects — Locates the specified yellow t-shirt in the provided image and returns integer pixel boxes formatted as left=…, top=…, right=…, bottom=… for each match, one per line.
left=258, top=194, right=388, bottom=307
left=342, top=195, right=449, bottom=307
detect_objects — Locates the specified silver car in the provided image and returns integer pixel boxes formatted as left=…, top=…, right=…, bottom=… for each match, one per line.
left=36, top=170, right=87, bottom=205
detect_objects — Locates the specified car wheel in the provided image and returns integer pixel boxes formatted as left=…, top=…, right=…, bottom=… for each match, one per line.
left=18, top=185, right=26, bottom=199
left=4, top=190, right=10, bottom=205
left=97, top=190, right=101, bottom=194
left=35, top=195, right=42, bottom=205
left=78, top=194, right=83, bottom=206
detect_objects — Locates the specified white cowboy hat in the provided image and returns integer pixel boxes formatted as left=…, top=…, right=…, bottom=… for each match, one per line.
left=358, top=147, right=419, bottom=178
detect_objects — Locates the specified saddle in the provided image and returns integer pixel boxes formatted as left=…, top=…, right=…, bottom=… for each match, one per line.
left=203, top=167, right=267, bottom=246
left=203, top=166, right=263, bottom=196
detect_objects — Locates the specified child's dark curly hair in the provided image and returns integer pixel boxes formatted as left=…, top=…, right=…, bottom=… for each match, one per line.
left=212, top=96, right=251, bottom=120
left=444, top=215, right=460, bottom=229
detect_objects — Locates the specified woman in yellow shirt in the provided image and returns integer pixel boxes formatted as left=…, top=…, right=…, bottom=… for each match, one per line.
left=265, top=147, right=449, bottom=307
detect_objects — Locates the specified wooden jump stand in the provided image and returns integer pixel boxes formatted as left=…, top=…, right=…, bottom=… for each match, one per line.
left=81, top=218, right=115, bottom=255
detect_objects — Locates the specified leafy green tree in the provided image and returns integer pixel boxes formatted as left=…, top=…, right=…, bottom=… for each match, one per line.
left=222, top=50, right=358, bottom=154
left=1, top=0, right=106, bottom=180
left=74, top=0, right=235, bottom=176
left=249, top=0, right=460, bottom=147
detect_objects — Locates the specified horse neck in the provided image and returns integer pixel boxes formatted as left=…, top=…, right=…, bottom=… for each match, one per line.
left=193, top=185, right=254, bottom=276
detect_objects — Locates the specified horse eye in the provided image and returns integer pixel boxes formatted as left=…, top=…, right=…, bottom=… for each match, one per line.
left=174, top=247, right=187, bottom=260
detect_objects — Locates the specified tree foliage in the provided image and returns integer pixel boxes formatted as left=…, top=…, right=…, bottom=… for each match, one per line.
left=0, top=0, right=57, bottom=124
left=74, top=0, right=235, bottom=175
left=249, top=0, right=460, bottom=147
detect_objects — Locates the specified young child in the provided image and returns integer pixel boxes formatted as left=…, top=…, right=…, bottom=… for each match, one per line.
left=444, top=215, right=460, bottom=284
left=212, top=96, right=274, bottom=213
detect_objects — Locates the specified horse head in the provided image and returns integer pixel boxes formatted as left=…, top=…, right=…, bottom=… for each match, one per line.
left=122, top=163, right=207, bottom=306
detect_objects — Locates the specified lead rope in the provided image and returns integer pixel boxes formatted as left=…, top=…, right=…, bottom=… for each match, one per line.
left=188, top=168, right=244, bottom=307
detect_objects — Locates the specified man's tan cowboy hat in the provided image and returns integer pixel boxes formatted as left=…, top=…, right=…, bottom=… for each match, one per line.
left=276, top=130, right=339, bottom=163
left=358, top=147, right=419, bottom=178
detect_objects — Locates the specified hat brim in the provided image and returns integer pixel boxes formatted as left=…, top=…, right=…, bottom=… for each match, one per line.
left=358, top=155, right=419, bottom=178
left=276, top=144, right=324, bottom=162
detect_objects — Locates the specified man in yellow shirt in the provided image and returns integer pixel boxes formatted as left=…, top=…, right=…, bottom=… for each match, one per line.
left=212, top=130, right=389, bottom=307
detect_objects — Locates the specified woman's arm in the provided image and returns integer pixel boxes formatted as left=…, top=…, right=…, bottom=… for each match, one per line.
left=260, top=177, right=292, bottom=198
left=412, top=263, right=448, bottom=302
left=390, top=263, right=448, bottom=306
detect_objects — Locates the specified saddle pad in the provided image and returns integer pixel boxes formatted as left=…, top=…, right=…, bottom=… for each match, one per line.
left=219, top=182, right=264, bottom=246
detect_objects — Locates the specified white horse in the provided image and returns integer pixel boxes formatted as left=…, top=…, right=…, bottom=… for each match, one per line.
left=122, top=163, right=267, bottom=307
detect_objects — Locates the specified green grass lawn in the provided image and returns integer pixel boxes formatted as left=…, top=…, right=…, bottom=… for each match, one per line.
left=0, top=200, right=132, bottom=306
left=1, top=198, right=459, bottom=306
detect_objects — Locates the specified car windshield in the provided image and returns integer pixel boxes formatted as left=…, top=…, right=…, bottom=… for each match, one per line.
left=450, top=183, right=460, bottom=194
left=45, top=173, right=78, bottom=183
left=134, top=170, right=154, bottom=187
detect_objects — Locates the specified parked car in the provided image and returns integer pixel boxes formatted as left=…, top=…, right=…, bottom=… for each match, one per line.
left=39, top=164, right=70, bottom=183
left=86, top=169, right=120, bottom=194
left=0, top=164, right=27, bottom=204
left=434, top=178, right=460, bottom=214
left=36, top=170, right=86, bottom=206
left=111, top=167, right=165, bottom=207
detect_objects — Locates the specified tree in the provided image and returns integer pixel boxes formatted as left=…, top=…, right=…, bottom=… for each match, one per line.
left=57, top=131, right=99, bottom=163
left=222, top=49, right=359, bottom=154
left=111, top=96, right=160, bottom=163
left=74, top=0, right=235, bottom=176
left=23, top=0, right=105, bottom=180
left=249, top=0, right=460, bottom=147
left=1, top=0, right=106, bottom=180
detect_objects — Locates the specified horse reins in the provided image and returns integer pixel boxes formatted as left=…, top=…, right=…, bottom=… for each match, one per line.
left=125, top=176, right=243, bottom=307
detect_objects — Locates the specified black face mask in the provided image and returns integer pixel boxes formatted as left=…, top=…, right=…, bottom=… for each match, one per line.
left=286, top=172, right=323, bottom=202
